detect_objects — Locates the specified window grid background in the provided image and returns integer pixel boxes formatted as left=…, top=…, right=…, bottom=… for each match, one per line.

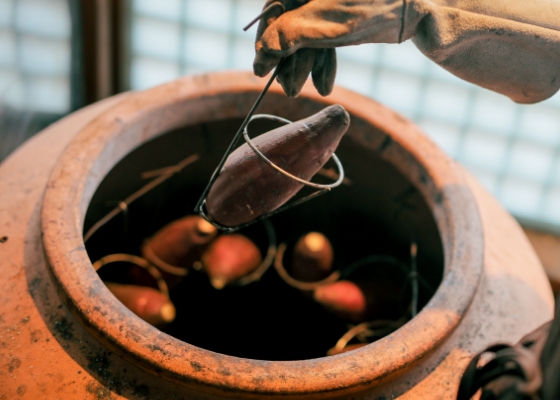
left=0, top=0, right=71, bottom=114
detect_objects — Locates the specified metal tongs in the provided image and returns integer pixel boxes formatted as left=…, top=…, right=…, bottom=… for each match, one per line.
left=194, top=2, right=345, bottom=233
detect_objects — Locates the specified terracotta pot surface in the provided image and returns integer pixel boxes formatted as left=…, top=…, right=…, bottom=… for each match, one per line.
left=0, top=72, right=553, bottom=399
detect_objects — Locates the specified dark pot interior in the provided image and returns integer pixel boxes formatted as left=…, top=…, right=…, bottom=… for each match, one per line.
left=83, top=115, right=444, bottom=361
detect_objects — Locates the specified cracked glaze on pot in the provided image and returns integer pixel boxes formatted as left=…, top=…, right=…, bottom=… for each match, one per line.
left=38, top=72, right=486, bottom=397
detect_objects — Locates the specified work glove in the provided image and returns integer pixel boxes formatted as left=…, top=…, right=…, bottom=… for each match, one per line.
left=254, top=0, right=560, bottom=104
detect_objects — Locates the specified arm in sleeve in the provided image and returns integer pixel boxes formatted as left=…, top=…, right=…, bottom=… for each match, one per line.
left=254, top=0, right=560, bottom=103
left=406, top=0, right=560, bottom=103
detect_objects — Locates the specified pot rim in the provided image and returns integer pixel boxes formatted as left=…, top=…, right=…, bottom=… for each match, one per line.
left=41, top=71, right=483, bottom=396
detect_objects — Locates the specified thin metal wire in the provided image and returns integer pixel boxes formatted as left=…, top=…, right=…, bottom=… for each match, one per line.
left=273, top=243, right=341, bottom=290
left=234, top=219, right=277, bottom=286
left=322, top=241, right=425, bottom=355
left=194, top=64, right=345, bottom=233
left=141, top=242, right=190, bottom=277
left=93, top=253, right=170, bottom=297
left=140, top=218, right=277, bottom=285
left=340, top=254, right=434, bottom=294
left=242, top=2, right=286, bottom=31
left=243, top=114, right=345, bottom=190
left=84, top=154, right=200, bottom=242
left=329, top=318, right=407, bottom=355
left=197, top=183, right=335, bottom=233
left=193, top=58, right=286, bottom=215
left=317, top=167, right=352, bottom=186
left=183, top=1, right=339, bottom=233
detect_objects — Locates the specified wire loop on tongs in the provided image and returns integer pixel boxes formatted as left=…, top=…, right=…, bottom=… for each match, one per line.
left=243, top=1, right=285, bottom=31
left=243, top=114, right=345, bottom=190
left=194, top=61, right=345, bottom=233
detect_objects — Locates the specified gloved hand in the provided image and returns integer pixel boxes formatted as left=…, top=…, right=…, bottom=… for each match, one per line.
left=254, top=0, right=560, bottom=104
left=254, top=0, right=405, bottom=97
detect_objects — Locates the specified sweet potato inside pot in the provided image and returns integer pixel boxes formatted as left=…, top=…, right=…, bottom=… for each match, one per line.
left=206, top=104, right=350, bottom=227
left=201, top=234, right=262, bottom=289
left=290, top=232, right=334, bottom=282
left=142, top=215, right=217, bottom=270
left=314, top=281, right=368, bottom=322
left=105, top=282, right=176, bottom=327
left=314, top=279, right=403, bottom=323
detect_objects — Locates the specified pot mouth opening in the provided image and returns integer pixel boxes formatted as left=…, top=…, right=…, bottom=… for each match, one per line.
left=83, top=115, right=444, bottom=362
left=41, top=73, right=483, bottom=393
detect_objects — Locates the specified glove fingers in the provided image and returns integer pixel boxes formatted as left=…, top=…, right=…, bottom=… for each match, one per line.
left=255, top=1, right=288, bottom=40
left=258, top=1, right=354, bottom=55
left=277, top=48, right=315, bottom=98
left=254, top=0, right=292, bottom=77
left=254, top=49, right=283, bottom=77
left=312, top=48, right=337, bottom=96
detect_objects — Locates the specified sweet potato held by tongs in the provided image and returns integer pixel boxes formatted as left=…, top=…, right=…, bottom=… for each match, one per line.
left=206, top=104, right=350, bottom=227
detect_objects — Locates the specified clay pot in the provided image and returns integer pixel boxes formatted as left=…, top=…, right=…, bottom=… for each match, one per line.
left=0, top=72, right=553, bottom=399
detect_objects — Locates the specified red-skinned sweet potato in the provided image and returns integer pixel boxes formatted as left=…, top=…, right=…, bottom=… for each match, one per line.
left=206, top=104, right=350, bottom=227
left=314, top=280, right=368, bottom=322
left=201, top=234, right=262, bottom=289
left=142, top=215, right=217, bottom=272
left=105, top=282, right=176, bottom=327
left=290, top=232, right=334, bottom=282
left=314, top=279, right=403, bottom=322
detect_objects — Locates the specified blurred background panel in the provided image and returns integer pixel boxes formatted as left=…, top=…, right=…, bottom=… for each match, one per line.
left=2, top=0, right=560, bottom=238
left=0, top=0, right=71, bottom=160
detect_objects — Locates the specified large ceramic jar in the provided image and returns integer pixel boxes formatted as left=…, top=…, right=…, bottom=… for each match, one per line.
left=0, top=72, right=553, bottom=399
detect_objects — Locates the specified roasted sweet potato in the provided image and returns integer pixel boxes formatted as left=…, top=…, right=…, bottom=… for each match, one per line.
left=314, top=279, right=404, bottom=322
left=314, top=280, right=368, bottom=322
left=142, top=215, right=217, bottom=271
left=206, top=104, right=350, bottom=227
left=290, top=232, right=334, bottom=282
left=105, top=282, right=176, bottom=327
left=201, top=234, right=262, bottom=289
